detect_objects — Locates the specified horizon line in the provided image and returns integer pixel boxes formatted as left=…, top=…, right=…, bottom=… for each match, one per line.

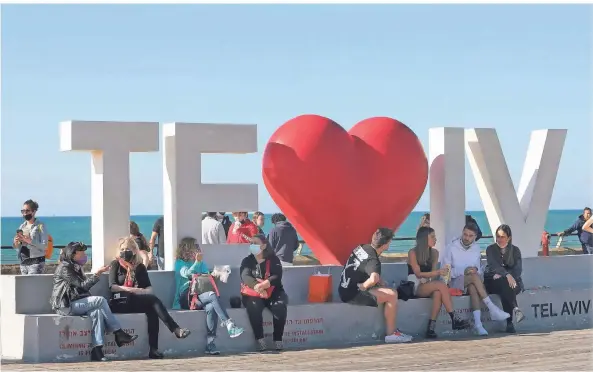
left=0, top=208, right=585, bottom=219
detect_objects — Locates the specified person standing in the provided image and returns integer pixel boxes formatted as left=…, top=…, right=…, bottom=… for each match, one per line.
left=266, top=213, right=299, bottom=266
left=253, top=211, right=265, bottom=234
left=227, top=212, right=259, bottom=244
left=149, top=216, right=165, bottom=270
left=202, top=212, right=227, bottom=244
left=557, top=207, right=592, bottom=254
left=13, top=199, right=49, bottom=274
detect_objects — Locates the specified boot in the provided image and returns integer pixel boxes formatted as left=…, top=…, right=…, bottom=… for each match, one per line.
left=425, top=319, right=437, bottom=339
left=451, top=316, right=471, bottom=330
left=90, top=346, right=107, bottom=362
left=114, top=329, right=138, bottom=347
left=149, top=348, right=164, bottom=359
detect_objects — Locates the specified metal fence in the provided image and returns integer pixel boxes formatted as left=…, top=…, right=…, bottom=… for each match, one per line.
left=0, top=233, right=583, bottom=265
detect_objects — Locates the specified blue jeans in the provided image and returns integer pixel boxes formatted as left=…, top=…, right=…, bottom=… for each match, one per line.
left=66, top=296, right=122, bottom=347
left=198, top=291, right=231, bottom=338
left=20, top=262, right=45, bottom=275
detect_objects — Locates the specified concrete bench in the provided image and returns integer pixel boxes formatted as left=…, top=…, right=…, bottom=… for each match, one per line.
left=4, top=286, right=592, bottom=363
left=2, top=255, right=592, bottom=363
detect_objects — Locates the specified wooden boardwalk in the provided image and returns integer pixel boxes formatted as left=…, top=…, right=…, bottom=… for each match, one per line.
left=2, top=329, right=592, bottom=371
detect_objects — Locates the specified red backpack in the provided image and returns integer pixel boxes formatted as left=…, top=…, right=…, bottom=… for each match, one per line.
left=187, top=274, right=220, bottom=310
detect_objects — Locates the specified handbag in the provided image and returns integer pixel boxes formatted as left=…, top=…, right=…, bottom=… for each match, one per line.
left=240, top=259, right=275, bottom=299
left=396, top=280, right=415, bottom=301
left=187, top=274, right=220, bottom=310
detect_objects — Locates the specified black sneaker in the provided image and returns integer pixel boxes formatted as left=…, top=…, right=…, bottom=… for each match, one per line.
left=506, top=322, right=516, bottom=334
left=149, top=349, right=164, bottom=359
left=452, top=317, right=471, bottom=330
left=90, top=346, right=107, bottom=362
left=114, top=330, right=138, bottom=347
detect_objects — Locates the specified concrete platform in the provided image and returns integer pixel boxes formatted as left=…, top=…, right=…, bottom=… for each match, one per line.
left=3, top=329, right=592, bottom=371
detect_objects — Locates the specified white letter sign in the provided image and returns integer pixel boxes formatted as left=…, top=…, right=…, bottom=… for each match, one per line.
left=465, top=128, right=567, bottom=257
left=60, top=120, right=159, bottom=270
left=162, top=122, right=258, bottom=270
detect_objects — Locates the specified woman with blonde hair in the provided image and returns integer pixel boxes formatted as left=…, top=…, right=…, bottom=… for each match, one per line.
left=173, top=237, right=244, bottom=355
left=109, top=237, right=191, bottom=359
left=407, top=226, right=470, bottom=338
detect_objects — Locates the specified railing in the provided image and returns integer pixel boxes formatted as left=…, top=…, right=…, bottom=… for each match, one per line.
left=0, top=233, right=583, bottom=265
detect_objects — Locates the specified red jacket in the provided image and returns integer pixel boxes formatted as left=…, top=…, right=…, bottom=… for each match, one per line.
left=226, top=219, right=259, bottom=244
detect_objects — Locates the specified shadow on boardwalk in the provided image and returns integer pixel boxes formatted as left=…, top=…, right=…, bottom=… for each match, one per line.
left=2, top=329, right=592, bottom=371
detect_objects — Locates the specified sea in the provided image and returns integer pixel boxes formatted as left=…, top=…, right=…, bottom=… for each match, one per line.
left=0, top=210, right=584, bottom=264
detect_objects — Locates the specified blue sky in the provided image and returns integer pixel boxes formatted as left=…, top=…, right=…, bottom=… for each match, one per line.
left=1, top=4, right=591, bottom=217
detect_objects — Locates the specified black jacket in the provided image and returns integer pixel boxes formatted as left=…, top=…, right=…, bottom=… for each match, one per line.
left=484, top=243, right=524, bottom=291
left=267, top=221, right=300, bottom=263
left=240, top=253, right=284, bottom=293
left=49, top=247, right=100, bottom=311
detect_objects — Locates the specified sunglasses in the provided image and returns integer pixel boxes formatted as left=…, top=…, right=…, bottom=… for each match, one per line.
left=20, top=209, right=32, bottom=214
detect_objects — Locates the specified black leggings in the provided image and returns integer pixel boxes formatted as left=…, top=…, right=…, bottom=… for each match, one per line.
left=484, top=276, right=521, bottom=321
left=110, top=293, right=179, bottom=350
left=241, top=290, right=288, bottom=341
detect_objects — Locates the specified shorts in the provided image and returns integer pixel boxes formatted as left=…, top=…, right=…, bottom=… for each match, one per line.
left=346, top=290, right=379, bottom=308
left=407, top=274, right=431, bottom=295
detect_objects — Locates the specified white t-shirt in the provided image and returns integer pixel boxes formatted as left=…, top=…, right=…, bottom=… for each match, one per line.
left=201, top=217, right=226, bottom=245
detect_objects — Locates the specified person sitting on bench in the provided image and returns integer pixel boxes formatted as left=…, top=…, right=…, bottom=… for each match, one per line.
left=109, top=237, right=191, bottom=360
left=173, top=237, right=244, bottom=355
left=484, top=224, right=526, bottom=334
left=240, top=234, right=288, bottom=352
left=408, top=226, right=471, bottom=338
left=50, top=242, right=137, bottom=362
left=442, top=222, right=509, bottom=336
left=339, top=227, right=413, bottom=344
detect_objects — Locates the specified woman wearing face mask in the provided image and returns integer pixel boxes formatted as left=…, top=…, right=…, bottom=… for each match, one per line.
left=240, top=234, right=288, bottom=352
left=13, top=199, right=50, bottom=274
left=173, top=237, right=244, bottom=355
left=109, top=237, right=191, bottom=359
left=50, top=242, right=137, bottom=362
left=484, top=224, right=525, bottom=333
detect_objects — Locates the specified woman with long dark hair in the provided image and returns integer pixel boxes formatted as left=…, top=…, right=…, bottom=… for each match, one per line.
left=240, top=234, right=288, bottom=352
left=407, top=226, right=470, bottom=338
left=484, top=224, right=525, bottom=333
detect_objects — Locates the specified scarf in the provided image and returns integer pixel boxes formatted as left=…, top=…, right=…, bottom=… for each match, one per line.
left=118, top=258, right=135, bottom=287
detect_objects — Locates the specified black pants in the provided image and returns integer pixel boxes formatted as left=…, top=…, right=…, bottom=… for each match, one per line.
left=241, top=290, right=288, bottom=341
left=110, top=293, right=179, bottom=350
left=484, top=276, right=522, bottom=321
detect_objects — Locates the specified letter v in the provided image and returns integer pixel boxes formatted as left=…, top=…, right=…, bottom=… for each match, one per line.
left=465, top=129, right=566, bottom=258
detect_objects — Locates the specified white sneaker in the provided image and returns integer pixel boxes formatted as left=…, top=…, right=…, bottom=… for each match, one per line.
left=489, top=307, right=510, bottom=321
left=385, top=329, right=413, bottom=343
left=513, top=307, right=525, bottom=323
left=474, top=324, right=488, bottom=336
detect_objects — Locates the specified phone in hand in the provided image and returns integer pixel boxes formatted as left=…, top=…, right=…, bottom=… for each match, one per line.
left=16, top=229, right=23, bottom=234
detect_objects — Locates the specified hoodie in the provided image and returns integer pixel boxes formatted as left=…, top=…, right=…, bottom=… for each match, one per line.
left=563, top=215, right=590, bottom=245
left=442, top=237, right=482, bottom=290
left=266, top=221, right=300, bottom=263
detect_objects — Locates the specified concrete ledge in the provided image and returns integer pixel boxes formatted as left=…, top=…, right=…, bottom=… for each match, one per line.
left=3, top=255, right=592, bottom=315
left=3, top=287, right=592, bottom=363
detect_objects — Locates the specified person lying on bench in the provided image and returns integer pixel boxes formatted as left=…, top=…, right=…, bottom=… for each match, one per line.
left=50, top=242, right=137, bottom=362
left=339, top=228, right=413, bottom=344
left=173, top=237, right=244, bottom=355
left=240, top=234, right=288, bottom=352
left=408, top=227, right=470, bottom=338
left=484, top=224, right=525, bottom=334
left=442, top=223, right=509, bottom=336
left=109, top=237, right=191, bottom=360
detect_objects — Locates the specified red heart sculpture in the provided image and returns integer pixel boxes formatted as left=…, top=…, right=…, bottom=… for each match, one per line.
left=263, top=115, right=428, bottom=265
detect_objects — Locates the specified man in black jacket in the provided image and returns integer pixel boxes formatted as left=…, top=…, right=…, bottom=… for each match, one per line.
left=266, top=213, right=300, bottom=265
left=558, top=207, right=592, bottom=254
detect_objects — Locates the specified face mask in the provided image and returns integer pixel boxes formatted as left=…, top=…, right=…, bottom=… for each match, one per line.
left=23, top=214, right=33, bottom=221
left=75, top=255, right=88, bottom=265
left=120, top=250, right=134, bottom=262
left=249, top=244, right=261, bottom=256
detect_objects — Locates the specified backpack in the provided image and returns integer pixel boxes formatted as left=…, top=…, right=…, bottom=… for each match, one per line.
left=187, top=274, right=220, bottom=310
left=45, top=234, right=54, bottom=259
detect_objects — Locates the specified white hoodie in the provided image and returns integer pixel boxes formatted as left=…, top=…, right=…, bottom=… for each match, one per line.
left=442, top=237, right=482, bottom=290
